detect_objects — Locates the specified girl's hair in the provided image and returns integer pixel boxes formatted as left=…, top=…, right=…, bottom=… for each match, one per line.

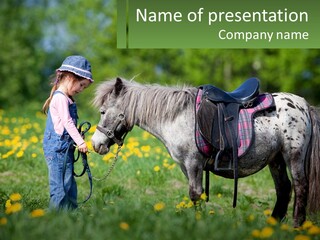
left=42, top=71, right=78, bottom=114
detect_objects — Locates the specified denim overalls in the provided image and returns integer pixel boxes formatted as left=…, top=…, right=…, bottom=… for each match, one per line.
left=43, top=91, right=78, bottom=210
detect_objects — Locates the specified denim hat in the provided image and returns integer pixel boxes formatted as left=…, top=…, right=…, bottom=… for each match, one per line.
left=57, top=55, right=93, bottom=82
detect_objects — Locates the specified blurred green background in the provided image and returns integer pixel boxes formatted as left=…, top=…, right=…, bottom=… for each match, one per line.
left=1, top=0, right=320, bottom=113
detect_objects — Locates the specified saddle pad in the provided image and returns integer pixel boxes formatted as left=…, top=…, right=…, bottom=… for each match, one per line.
left=238, top=93, right=274, bottom=157
left=195, top=89, right=275, bottom=158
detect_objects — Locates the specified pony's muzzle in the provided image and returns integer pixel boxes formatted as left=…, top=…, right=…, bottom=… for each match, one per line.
left=94, top=144, right=109, bottom=155
left=91, top=131, right=112, bottom=155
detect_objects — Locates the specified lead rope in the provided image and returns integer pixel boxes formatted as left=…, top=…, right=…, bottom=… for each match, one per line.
left=62, top=121, right=94, bottom=206
left=92, top=137, right=125, bottom=181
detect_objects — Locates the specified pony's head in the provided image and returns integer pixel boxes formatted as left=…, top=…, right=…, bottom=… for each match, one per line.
left=91, top=77, right=133, bottom=154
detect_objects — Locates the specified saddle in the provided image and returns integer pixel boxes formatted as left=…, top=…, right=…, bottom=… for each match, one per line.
left=196, top=78, right=260, bottom=207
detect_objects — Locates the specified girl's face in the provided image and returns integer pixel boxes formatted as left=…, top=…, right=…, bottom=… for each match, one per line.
left=60, top=75, right=91, bottom=96
left=68, top=78, right=91, bottom=96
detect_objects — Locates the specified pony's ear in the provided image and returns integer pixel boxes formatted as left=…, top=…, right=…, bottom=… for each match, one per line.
left=114, top=77, right=124, bottom=96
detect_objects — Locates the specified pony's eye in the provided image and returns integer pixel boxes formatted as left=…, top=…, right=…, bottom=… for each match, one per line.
left=100, top=111, right=106, bottom=115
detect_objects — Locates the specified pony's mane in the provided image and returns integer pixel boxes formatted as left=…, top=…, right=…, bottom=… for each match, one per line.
left=93, top=78, right=197, bottom=124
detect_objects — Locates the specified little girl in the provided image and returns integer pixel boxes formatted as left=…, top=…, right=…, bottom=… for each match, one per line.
left=42, top=55, right=93, bottom=210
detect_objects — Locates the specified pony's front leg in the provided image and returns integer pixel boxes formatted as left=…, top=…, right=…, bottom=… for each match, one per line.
left=185, top=158, right=204, bottom=202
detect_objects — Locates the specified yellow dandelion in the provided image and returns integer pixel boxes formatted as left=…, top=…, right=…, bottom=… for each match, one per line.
left=2, top=150, right=13, bottom=159
left=13, top=127, right=20, bottom=134
left=155, top=147, right=162, bottom=154
left=0, top=217, right=7, bottom=225
left=4, top=139, right=11, bottom=147
left=247, top=214, right=255, bottom=222
left=176, top=201, right=186, bottom=209
left=263, top=209, right=272, bottom=217
left=119, top=222, right=129, bottom=231
left=133, top=148, right=143, bottom=158
left=209, top=209, right=215, bottom=215
left=141, top=145, right=151, bottom=152
left=266, top=216, right=277, bottom=226
left=1, top=126, right=10, bottom=135
left=20, top=126, right=27, bottom=134
left=168, top=163, right=176, bottom=170
left=200, top=193, right=207, bottom=201
left=13, top=135, right=22, bottom=143
left=142, top=131, right=151, bottom=139
left=124, top=151, right=132, bottom=158
left=86, top=141, right=93, bottom=150
left=302, top=220, right=313, bottom=230
left=260, top=226, right=274, bottom=238
left=5, top=200, right=11, bottom=208
left=33, top=122, right=41, bottom=130
left=10, top=193, right=22, bottom=201
left=112, top=147, right=118, bottom=154
left=103, top=152, right=114, bottom=162
left=308, top=225, right=320, bottom=235
left=30, top=136, right=39, bottom=143
left=183, top=196, right=189, bottom=201
left=16, top=150, right=24, bottom=158
left=126, top=140, right=139, bottom=148
left=154, top=202, right=165, bottom=212
left=294, top=235, right=311, bottom=240
left=122, top=155, right=128, bottom=161
left=30, top=209, right=45, bottom=218
left=280, top=223, right=290, bottom=231
left=251, top=229, right=260, bottom=238
left=153, top=165, right=160, bottom=172
left=88, top=125, right=96, bottom=133
left=186, top=201, right=194, bottom=208
left=163, top=162, right=170, bottom=168
left=217, top=193, right=222, bottom=198
left=5, top=202, right=22, bottom=214
left=32, top=153, right=37, bottom=158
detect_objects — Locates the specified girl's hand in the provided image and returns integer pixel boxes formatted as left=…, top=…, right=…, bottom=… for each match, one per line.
left=78, top=142, right=88, bottom=153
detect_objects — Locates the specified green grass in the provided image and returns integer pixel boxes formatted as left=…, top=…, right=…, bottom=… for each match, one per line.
left=0, top=108, right=319, bottom=240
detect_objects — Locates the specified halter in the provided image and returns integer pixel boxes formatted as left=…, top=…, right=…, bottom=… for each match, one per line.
left=96, top=112, right=131, bottom=146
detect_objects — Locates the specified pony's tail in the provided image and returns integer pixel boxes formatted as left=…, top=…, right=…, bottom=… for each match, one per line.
left=307, top=106, right=320, bottom=214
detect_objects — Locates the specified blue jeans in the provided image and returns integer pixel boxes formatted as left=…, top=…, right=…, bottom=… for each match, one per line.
left=44, top=134, right=78, bottom=210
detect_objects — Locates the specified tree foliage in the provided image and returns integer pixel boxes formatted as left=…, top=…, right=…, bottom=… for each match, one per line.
left=0, top=0, right=320, bottom=109
left=0, top=0, right=47, bottom=106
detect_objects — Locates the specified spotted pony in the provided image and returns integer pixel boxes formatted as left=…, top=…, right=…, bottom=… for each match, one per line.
left=91, top=78, right=320, bottom=227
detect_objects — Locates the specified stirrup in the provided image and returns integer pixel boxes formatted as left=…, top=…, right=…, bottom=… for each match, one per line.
left=214, top=150, right=234, bottom=171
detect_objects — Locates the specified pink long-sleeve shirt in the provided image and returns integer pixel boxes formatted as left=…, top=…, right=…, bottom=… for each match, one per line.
left=49, top=92, right=85, bottom=146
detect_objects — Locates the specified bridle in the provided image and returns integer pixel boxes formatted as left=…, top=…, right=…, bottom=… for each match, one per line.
left=92, top=112, right=131, bottom=182
left=96, top=112, right=131, bottom=146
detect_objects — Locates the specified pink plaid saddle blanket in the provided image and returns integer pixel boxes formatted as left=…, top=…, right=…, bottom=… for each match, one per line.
left=195, top=89, right=275, bottom=158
